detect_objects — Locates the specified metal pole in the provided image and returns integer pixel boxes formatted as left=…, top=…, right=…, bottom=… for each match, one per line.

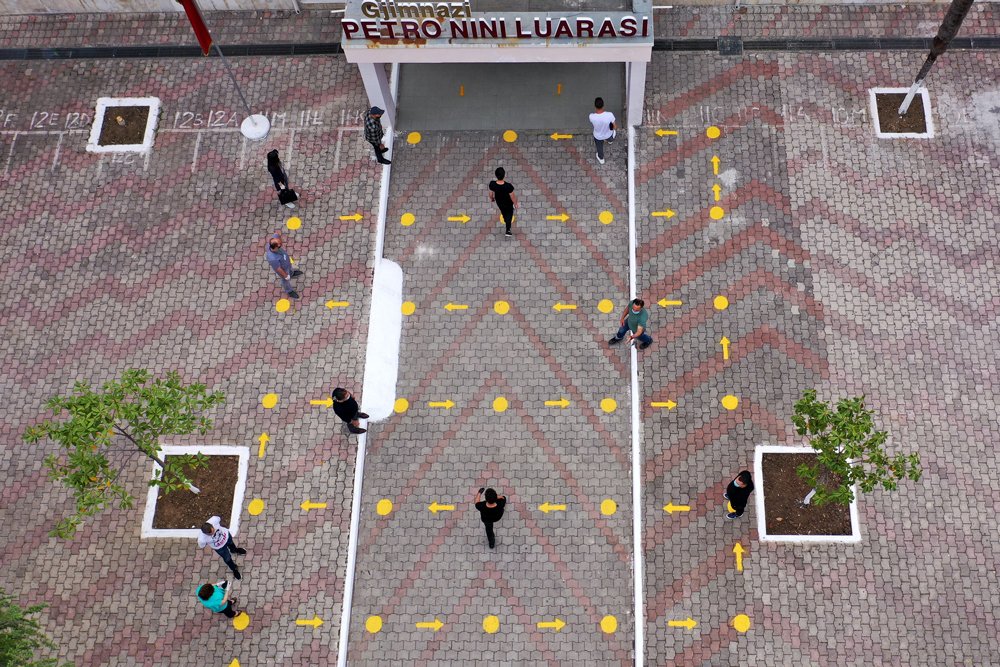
left=213, top=43, right=254, bottom=117
left=899, top=0, right=975, bottom=115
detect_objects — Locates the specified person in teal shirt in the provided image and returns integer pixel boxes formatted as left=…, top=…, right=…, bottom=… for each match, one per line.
left=196, top=580, right=238, bottom=619
left=609, top=298, right=653, bottom=349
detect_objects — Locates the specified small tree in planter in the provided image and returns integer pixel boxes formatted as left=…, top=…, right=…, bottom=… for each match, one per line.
left=23, top=369, right=225, bottom=538
left=791, top=389, right=922, bottom=506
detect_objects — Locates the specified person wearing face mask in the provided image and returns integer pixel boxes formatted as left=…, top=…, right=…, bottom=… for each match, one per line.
left=608, top=297, right=653, bottom=350
left=725, top=470, right=755, bottom=519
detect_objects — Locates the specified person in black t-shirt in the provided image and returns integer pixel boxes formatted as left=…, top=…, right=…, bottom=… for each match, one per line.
left=488, top=167, right=518, bottom=237
left=724, top=470, right=754, bottom=519
left=332, top=387, right=369, bottom=435
left=474, top=487, right=507, bottom=549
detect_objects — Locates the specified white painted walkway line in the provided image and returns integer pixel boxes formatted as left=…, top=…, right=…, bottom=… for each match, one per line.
left=337, top=62, right=401, bottom=667
left=627, top=124, right=646, bottom=667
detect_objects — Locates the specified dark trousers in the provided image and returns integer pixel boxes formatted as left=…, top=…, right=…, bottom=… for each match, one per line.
left=221, top=602, right=237, bottom=618
left=214, top=534, right=240, bottom=574
left=730, top=498, right=748, bottom=516
left=270, top=169, right=288, bottom=191
left=369, top=141, right=390, bottom=164
left=482, top=520, right=496, bottom=548
left=497, top=205, right=514, bottom=233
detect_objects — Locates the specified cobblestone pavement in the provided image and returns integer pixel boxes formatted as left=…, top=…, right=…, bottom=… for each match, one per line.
left=0, top=54, right=378, bottom=665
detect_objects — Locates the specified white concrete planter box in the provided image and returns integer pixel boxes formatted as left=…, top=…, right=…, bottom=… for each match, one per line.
left=140, top=444, right=250, bottom=539
left=869, top=87, right=935, bottom=139
left=754, top=444, right=861, bottom=544
left=87, top=96, right=161, bottom=154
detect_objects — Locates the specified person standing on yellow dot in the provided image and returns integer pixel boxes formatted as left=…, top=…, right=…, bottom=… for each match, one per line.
left=725, top=470, right=754, bottom=520
left=488, top=167, right=518, bottom=238
left=474, top=487, right=506, bottom=549
left=265, top=231, right=303, bottom=300
left=608, top=298, right=653, bottom=350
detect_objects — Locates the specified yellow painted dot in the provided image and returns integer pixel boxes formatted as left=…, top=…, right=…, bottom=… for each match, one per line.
left=376, top=499, right=393, bottom=516
left=275, top=298, right=291, bottom=313
left=722, top=395, right=740, bottom=411
left=733, top=614, right=751, bottom=633
left=247, top=499, right=264, bottom=516
left=597, top=299, right=614, bottom=314
left=503, top=130, right=517, bottom=143
left=714, top=295, right=730, bottom=310
left=706, top=126, right=722, bottom=139
left=483, top=615, right=500, bottom=634
left=261, top=393, right=278, bottom=409
left=394, top=398, right=409, bottom=414
left=233, top=612, right=250, bottom=631
left=493, top=300, right=510, bottom=315
left=599, top=210, right=614, bottom=225
left=401, top=301, right=416, bottom=316
left=600, top=499, right=617, bottom=516
left=601, top=398, right=617, bottom=413
left=286, top=216, right=302, bottom=230
left=727, top=501, right=735, bottom=513
left=600, top=615, right=618, bottom=634
left=710, top=206, right=725, bottom=220
left=365, top=616, right=383, bottom=633
left=400, top=212, right=415, bottom=227
left=407, top=131, right=421, bottom=144
left=493, top=396, right=509, bottom=413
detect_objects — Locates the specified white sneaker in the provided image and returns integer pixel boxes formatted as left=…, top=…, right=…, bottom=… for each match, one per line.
left=597, top=154, right=605, bottom=164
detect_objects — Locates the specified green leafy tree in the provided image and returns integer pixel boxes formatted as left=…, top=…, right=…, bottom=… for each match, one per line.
left=0, top=589, right=65, bottom=667
left=23, top=369, right=225, bottom=538
left=791, top=389, right=921, bottom=506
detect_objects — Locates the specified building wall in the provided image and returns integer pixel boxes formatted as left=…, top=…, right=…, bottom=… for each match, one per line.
left=0, top=0, right=320, bottom=14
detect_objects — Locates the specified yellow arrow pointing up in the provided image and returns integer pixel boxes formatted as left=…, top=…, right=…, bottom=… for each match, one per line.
left=546, top=213, right=570, bottom=222
left=257, top=432, right=269, bottom=459
left=310, top=397, right=333, bottom=408
left=326, top=300, right=350, bottom=309
left=720, top=336, right=731, bottom=360
left=301, top=500, right=328, bottom=511
left=415, top=618, right=444, bottom=631
left=295, top=616, right=324, bottom=628
left=428, top=400, right=455, bottom=409
left=712, top=184, right=722, bottom=202
left=552, top=302, right=577, bottom=312
left=544, top=398, right=570, bottom=408
left=651, top=210, right=676, bottom=218
left=428, top=502, right=456, bottom=514
left=655, top=129, right=679, bottom=137
left=538, top=502, right=567, bottom=514
left=711, top=155, right=720, bottom=175
left=550, top=133, right=573, bottom=140
left=447, top=214, right=471, bottom=223
left=444, top=303, right=469, bottom=312
left=733, top=542, right=745, bottom=572
left=668, top=618, right=698, bottom=630
left=662, top=502, right=691, bottom=514
left=657, top=298, right=683, bottom=307
left=650, top=400, right=677, bottom=410
left=537, top=618, right=566, bottom=631
left=339, top=213, right=363, bottom=222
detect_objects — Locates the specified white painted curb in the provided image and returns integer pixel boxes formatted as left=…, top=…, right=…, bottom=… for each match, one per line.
left=360, top=258, right=403, bottom=422
left=869, top=87, right=935, bottom=139
left=86, top=96, right=161, bottom=154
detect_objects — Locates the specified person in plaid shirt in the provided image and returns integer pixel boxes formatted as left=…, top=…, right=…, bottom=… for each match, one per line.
left=364, top=106, right=391, bottom=165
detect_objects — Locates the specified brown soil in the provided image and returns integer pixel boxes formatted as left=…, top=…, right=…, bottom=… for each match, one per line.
left=875, top=92, right=927, bottom=135
left=761, top=452, right=853, bottom=536
left=97, top=105, right=150, bottom=146
left=152, top=455, right=239, bottom=529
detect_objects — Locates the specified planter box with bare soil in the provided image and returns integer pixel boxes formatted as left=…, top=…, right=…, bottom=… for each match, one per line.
left=869, top=87, right=935, bottom=139
left=87, top=96, right=161, bottom=153
left=754, top=445, right=861, bottom=544
left=141, top=445, right=249, bottom=539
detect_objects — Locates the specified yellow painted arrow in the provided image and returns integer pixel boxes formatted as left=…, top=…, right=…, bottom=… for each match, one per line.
left=428, top=400, right=455, bottom=409
left=326, top=300, right=350, bottom=309
left=720, top=336, right=731, bottom=360
left=544, top=398, right=570, bottom=408
left=552, top=302, right=577, bottom=312
left=301, top=500, right=328, bottom=511
left=538, top=502, right=567, bottom=514
left=650, top=400, right=677, bottom=410
left=257, top=432, right=269, bottom=459
left=295, top=616, right=324, bottom=628
left=733, top=542, right=745, bottom=572
left=447, top=214, right=471, bottom=224
left=310, top=397, right=333, bottom=408
left=662, top=502, right=691, bottom=514
left=550, top=133, right=573, bottom=140
left=657, top=298, right=683, bottom=307
left=537, top=618, right=566, bottom=631
left=712, top=184, right=722, bottom=202
left=711, top=155, right=720, bottom=175
left=546, top=213, right=570, bottom=222
left=668, top=618, right=698, bottom=630
left=415, top=618, right=444, bottom=631
left=444, top=303, right=469, bottom=312
left=655, top=129, right=679, bottom=137
left=339, top=213, right=362, bottom=222
left=428, top=502, right=455, bottom=514
left=651, top=210, right=676, bottom=218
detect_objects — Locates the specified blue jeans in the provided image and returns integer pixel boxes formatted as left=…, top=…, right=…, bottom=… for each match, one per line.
left=614, top=323, right=652, bottom=345
left=214, top=534, right=240, bottom=574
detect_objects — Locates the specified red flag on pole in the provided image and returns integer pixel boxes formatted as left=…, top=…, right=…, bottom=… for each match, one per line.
left=176, top=0, right=213, bottom=56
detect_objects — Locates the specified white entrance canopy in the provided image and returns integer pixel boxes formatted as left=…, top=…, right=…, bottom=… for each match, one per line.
left=340, top=0, right=653, bottom=127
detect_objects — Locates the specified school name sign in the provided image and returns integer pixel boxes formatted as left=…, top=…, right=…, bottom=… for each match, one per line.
left=343, top=0, right=651, bottom=41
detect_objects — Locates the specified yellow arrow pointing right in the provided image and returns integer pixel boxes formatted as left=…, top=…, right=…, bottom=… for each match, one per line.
left=537, top=618, right=566, bottom=631
left=428, top=400, right=455, bottom=409
left=447, top=214, right=471, bottom=223
left=310, top=397, right=333, bottom=408
left=650, top=400, right=677, bottom=410
left=546, top=213, right=570, bottom=222
left=733, top=542, right=745, bottom=572
left=339, top=213, right=363, bottom=222
left=651, top=210, right=676, bottom=218
left=428, top=502, right=456, bottom=514
left=415, top=618, right=444, bottom=631
left=295, top=616, right=324, bottom=628
left=257, top=432, right=269, bottom=459
left=544, top=398, right=570, bottom=408
left=668, top=618, right=698, bottom=630
left=662, top=502, right=691, bottom=514
left=538, top=502, right=567, bottom=514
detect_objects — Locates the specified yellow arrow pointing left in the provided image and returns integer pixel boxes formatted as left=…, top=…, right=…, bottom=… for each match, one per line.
left=552, top=302, right=577, bottom=312
left=295, top=616, right=324, bottom=628
left=657, top=298, right=683, bottom=307
left=447, top=214, right=471, bottom=223
left=550, top=133, right=573, bottom=140
left=301, top=500, right=328, bottom=511
left=415, top=618, right=444, bottom=631
left=662, top=502, right=691, bottom=514
left=339, top=213, right=363, bottom=222
left=444, top=303, right=469, bottom=311
left=538, top=502, right=567, bottom=514
left=668, top=618, right=698, bottom=630
left=428, top=502, right=456, bottom=514
left=326, top=300, right=350, bottom=309
left=310, top=397, right=333, bottom=408
left=655, top=129, right=679, bottom=137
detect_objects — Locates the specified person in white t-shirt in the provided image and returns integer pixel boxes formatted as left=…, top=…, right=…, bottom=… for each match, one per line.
left=589, top=97, right=617, bottom=165
left=198, top=515, right=247, bottom=580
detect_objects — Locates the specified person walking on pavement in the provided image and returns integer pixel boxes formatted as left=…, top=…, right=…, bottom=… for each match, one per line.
left=589, top=96, right=616, bottom=165
left=333, top=387, right=368, bottom=434
left=488, top=167, right=518, bottom=237
left=198, top=516, right=247, bottom=580
left=474, top=487, right=506, bottom=549
left=265, top=230, right=303, bottom=300
left=196, top=579, right=239, bottom=619
left=364, top=107, right=391, bottom=165
left=608, top=297, right=653, bottom=349
left=267, top=149, right=298, bottom=209
left=725, top=470, right=755, bottom=519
